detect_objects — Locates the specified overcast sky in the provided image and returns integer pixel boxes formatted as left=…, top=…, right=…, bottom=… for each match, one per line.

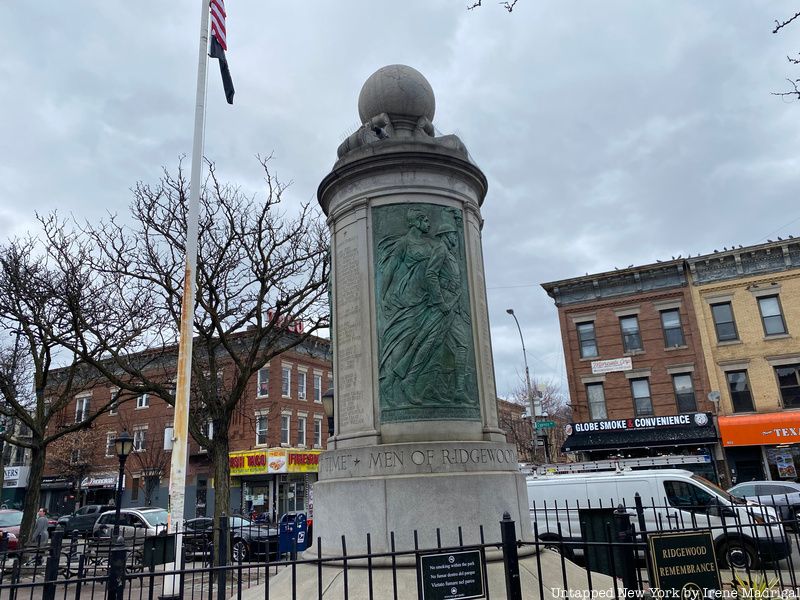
left=2, top=1, right=799, bottom=400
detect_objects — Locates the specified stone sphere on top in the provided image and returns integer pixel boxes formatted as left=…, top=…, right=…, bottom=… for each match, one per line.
left=357, top=64, right=436, bottom=124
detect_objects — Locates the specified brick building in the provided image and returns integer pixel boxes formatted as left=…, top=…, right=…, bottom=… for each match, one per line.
left=687, top=240, right=800, bottom=483
left=542, top=260, right=722, bottom=483
left=41, top=335, right=332, bottom=521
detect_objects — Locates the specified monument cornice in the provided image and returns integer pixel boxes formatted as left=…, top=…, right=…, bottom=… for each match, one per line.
left=318, top=146, right=488, bottom=215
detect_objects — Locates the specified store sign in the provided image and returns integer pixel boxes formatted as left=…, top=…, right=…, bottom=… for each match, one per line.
left=81, top=473, right=124, bottom=489
left=268, top=449, right=287, bottom=473
left=648, top=531, right=720, bottom=597
left=590, top=357, right=632, bottom=375
left=3, top=466, right=30, bottom=488
left=230, top=448, right=322, bottom=475
left=287, top=450, right=321, bottom=473
left=566, top=413, right=709, bottom=436
left=719, top=413, right=800, bottom=447
left=229, top=450, right=268, bottom=476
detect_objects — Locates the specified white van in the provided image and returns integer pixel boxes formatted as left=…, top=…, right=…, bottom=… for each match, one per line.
left=527, top=468, right=789, bottom=569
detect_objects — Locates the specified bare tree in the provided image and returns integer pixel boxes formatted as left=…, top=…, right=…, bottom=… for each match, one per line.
left=47, top=427, right=104, bottom=511
left=502, top=378, right=572, bottom=464
left=773, top=11, right=800, bottom=99
left=0, top=230, right=136, bottom=541
left=117, top=413, right=172, bottom=508
left=52, top=157, right=329, bottom=555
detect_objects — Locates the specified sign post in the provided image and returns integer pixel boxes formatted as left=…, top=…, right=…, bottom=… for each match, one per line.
left=647, top=531, right=720, bottom=599
left=416, top=548, right=486, bottom=600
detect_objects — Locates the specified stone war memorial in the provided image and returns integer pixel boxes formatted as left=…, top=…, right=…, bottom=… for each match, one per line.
left=261, top=64, right=607, bottom=598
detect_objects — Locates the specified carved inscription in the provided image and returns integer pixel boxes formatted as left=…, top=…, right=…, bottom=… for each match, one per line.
left=335, top=230, right=367, bottom=428
left=321, top=446, right=516, bottom=476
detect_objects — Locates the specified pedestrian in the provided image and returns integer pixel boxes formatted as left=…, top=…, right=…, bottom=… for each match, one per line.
left=31, top=507, right=49, bottom=565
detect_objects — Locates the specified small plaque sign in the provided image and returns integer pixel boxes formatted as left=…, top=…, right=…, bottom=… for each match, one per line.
left=648, top=531, right=720, bottom=598
left=417, top=548, right=485, bottom=600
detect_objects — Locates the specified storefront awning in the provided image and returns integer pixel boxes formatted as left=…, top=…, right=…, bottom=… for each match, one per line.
left=719, top=412, right=800, bottom=447
left=561, top=413, right=718, bottom=453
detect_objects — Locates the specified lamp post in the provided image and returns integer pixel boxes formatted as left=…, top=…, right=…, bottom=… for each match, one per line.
left=322, top=388, right=335, bottom=439
left=112, top=431, right=134, bottom=538
left=506, top=309, right=550, bottom=464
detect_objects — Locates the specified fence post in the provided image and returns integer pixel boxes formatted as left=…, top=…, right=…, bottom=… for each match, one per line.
left=107, top=535, right=128, bottom=600
left=41, top=526, right=64, bottom=600
left=613, top=505, right=638, bottom=592
left=500, top=512, right=522, bottom=600
left=217, top=512, right=228, bottom=600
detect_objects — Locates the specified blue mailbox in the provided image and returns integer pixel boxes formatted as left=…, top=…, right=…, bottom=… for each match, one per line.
left=278, top=513, right=308, bottom=555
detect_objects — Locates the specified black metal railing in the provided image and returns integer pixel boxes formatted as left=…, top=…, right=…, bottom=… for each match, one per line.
left=1, top=495, right=800, bottom=599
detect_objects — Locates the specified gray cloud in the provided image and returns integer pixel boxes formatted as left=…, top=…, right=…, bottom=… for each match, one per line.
left=2, top=1, right=798, bottom=399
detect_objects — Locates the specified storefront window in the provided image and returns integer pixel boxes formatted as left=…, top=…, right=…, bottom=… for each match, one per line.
left=766, top=447, right=800, bottom=480
left=726, top=370, right=754, bottom=413
left=776, top=364, right=800, bottom=409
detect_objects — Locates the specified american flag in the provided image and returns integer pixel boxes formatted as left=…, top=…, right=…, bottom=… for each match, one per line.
left=210, top=0, right=227, bottom=52
left=208, top=0, right=234, bottom=104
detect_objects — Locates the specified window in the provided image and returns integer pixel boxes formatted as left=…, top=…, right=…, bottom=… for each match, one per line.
left=75, top=396, right=90, bottom=422
left=631, top=378, right=653, bottom=416
left=133, top=428, right=147, bottom=452
left=131, top=479, right=140, bottom=502
left=105, top=433, right=115, bottom=458
left=758, top=296, right=787, bottom=336
left=257, top=367, right=269, bottom=397
left=298, top=372, right=307, bottom=400
left=660, top=309, right=685, bottom=348
left=109, top=389, right=119, bottom=415
left=256, top=413, right=268, bottom=446
left=136, top=394, right=149, bottom=409
left=576, top=322, right=598, bottom=358
left=663, top=480, right=715, bottom=514
left=672, top=374, right=697, bottom=413
left=776, top=364, right=800, bottom=409
left=586, top=383, right=607, bottom=420
left=281, top=415, right=291, bottom=445
left=711, top=302, right=738, bottom=342
left=282, top=367, right=291, bottom=397
left=727, top=370, right=754, bottom=413
left=314, top=418, right=322, bottom=447
left=70, top=448, right=82, bottom=465
left=314, top=375, right=322, bottom=403
left=620, top=316, right=643, bottom=352
left=297, top=416, right=307, bottom=447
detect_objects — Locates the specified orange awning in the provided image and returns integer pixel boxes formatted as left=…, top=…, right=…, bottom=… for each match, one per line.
left=718, top=412, right=800, bottom=447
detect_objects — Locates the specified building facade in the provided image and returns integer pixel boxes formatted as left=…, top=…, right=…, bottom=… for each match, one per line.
left=42, top=335, right=332, bottom=520
left=542, top=261, right=722, bottom=483
left=687, top=240, right=800, bottom=483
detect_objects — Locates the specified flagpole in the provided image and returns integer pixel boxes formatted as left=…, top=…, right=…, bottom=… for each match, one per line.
left=162, top=0, right=209, bottom=596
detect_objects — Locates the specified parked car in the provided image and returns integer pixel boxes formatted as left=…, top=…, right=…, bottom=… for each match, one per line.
left=0, top=510, right=22, bottom=553
left=527, top=468, right=788, bottom=569
left=184, top=515, right=278, bottom=562
left=57, top=504, right=115, bottom=536
left=92, top=507, right=169, bottom=544
left=728, top=480, right=800, bottom=527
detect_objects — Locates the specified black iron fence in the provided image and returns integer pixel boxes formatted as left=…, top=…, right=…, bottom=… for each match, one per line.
left=1, top=494, right=800, bottom=599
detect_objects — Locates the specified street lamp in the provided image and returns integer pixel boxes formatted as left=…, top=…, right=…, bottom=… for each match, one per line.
left=112, top=431, right=134, bottom=538
left=322, top=388, right=335, bottom=437
left=506, top=309, right=535, bottom=416
left=506, top=309, right=551, bottom=464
